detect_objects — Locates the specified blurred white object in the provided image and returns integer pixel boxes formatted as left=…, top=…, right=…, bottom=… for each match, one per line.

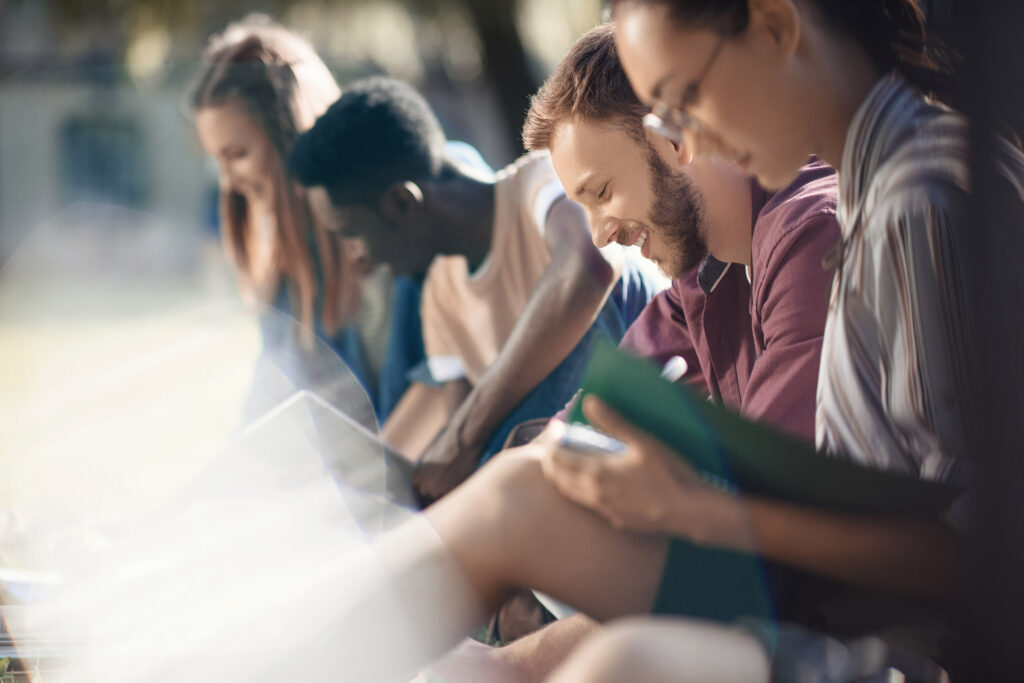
left=660, top=355, right=688, bottom=383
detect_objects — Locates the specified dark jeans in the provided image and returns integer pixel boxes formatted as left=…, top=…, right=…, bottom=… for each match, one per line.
left=476, top=254, right=666, bottom=463
left=478, top=302, right=628, bottom=463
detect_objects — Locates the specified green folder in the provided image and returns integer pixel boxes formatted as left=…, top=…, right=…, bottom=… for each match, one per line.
left=568, top=340, right=962, bottom=516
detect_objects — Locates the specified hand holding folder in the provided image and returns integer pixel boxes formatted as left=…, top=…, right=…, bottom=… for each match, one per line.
left=568, top=341, right=961, bottom=516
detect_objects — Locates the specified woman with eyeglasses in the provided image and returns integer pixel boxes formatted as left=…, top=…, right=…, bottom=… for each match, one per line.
left=533, top=0, right=1024, bottom=679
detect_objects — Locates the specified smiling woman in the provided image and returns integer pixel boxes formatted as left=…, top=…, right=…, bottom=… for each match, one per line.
left=189, top=14, right=363, bottom=340
left=610, top=0, right=952, bottom=190
left=537, top=0, right=1024, bottom=677
left=187, top=15, right=443, bottom=427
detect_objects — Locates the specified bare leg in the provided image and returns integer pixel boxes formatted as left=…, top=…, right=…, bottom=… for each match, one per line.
left=413, top=615, right=599, bottom=683
left=327, top=447, right=668, bottom=680
left=424, top=447, right=669, bottom=619
left=496, top=614, right=599, bottom=681
left=548, top=616, right=771, bottom=683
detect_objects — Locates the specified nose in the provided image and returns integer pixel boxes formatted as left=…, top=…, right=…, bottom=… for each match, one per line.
left=220, top=161, right=242, bottom=192
left=591, top=212, right=619, bottom=248
left=686, top=128, right=733, bottom=165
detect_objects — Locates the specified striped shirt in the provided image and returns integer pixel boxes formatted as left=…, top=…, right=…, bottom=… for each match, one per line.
left=816, top=74, right=1024, bottom=488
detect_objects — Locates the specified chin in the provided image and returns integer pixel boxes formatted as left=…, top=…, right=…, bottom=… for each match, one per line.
left=753, top=159, right=805, bottom=192
left=657, top=260, right=684, bottom=280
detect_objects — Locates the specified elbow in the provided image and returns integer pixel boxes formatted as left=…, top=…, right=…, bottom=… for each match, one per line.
left=573, top=245, right=619, bottom=292
left=562, top=252, right=617, bottom=305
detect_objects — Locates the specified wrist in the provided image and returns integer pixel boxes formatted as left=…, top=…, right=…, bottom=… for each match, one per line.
left=672, top=488, right=756, bottom=552
left=449, top=407, right=487, bottom=459
left=454, top=395, right=497, bottom=453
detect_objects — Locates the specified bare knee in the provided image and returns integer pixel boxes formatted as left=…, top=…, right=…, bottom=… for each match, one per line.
left=424, top=448, right=554, bottom=595
left=549, top=617, right=771, bottom=683
left=462, top=447, right=550, bottom=527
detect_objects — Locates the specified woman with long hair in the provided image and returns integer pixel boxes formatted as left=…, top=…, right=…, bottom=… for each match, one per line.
left=190, top=15, right=427, bottom=425
left=192, top=14, right=361, bottom=339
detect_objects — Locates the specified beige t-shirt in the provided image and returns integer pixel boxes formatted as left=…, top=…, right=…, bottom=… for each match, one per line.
left=421, top=152, right=566, bottom=385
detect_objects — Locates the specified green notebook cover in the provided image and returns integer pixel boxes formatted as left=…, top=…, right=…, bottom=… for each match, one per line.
left=568, top=341, right=961, bottom=516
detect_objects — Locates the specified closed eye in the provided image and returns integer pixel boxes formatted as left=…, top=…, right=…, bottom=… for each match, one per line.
left=597, top=182, right=610, bottom=200
left=339, top=224, right=362, bottom=238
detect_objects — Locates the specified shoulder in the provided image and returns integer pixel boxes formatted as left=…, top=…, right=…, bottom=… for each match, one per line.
left=753, top=161, right=840, bottom=278
left=500, top=152, right=559, bottom=199
left=756, top=161, right=839, bottom=248
left=498, top=150, right=554, bottom=178
left=499, top=152, right=568, bottom=235
left=444, top=140, right=493, bottom=176
left=867, top=105, right=974, bottom=234
left=421, top=256, right=466, bottom=309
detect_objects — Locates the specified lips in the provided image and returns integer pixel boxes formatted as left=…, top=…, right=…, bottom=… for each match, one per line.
left=232, top=179, right=265, bottom=202
left=634, top=229, right=652, bottom=259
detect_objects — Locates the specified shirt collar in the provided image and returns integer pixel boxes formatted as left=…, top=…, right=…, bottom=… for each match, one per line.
left=697, top=255, right=730, bottom=295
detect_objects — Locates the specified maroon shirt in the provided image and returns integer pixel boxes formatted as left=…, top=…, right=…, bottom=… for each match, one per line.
left=619, top=162, right=839, bottom=442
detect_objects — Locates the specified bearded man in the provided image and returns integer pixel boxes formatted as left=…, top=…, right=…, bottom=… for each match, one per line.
left=446, top=23, right=843, bottom=676
left=525, top=22, right=839, bottom=438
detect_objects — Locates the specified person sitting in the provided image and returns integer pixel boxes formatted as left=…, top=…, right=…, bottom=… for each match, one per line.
left=528, top=23, right=838, bottom=439
left=416, top=21, right=841, bottom=676
left=190, top=15, right=434, bottom=427
left=289, top=77, right=665, bottom=503
left=539, top=0, right=1024, bottom=677
left=283, top=0, right=995, bottom=673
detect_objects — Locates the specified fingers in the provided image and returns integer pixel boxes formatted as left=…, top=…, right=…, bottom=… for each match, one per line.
left=533, top=418, right=566, bottom=447
left=413, top=464, right=448, bottom=504
left=541, top=438, right=622, bottom=516
left=579, top=396, right=700, bottom=485
left=542, top=455, right=606, bottom=512
left=581, top=396, right=642, bottom=442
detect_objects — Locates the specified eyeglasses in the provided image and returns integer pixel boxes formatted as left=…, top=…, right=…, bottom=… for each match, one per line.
left=642, top=35, right=727, bottom=144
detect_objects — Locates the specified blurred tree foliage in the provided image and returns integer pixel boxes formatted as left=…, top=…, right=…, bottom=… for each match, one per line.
left=31, top=0, right=547, bottom=151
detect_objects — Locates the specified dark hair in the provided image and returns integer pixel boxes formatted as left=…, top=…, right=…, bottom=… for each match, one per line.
left=611, top=0, right=956, bottom=105
left=523, top=23, right=649, bottom=150
left=289, top=77, right=447, bottom=207
left=188, top=14, right=354, bottom=337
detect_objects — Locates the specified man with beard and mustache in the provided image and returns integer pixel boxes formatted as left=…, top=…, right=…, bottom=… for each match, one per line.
left=407, top=22, right=843, bottom=680
left=525, top=22, right=839, bottom=441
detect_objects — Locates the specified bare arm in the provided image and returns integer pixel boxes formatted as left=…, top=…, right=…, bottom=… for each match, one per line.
left=455, top=197, right=621, bottom=452
left=414, top=199, right=621, bottom=501
left=443, top=378, right=472, bottom=418
left=495, top=614, right=599, bottom=680
left=684, top=486, right=962, bottom=600
left=543, top=398, right=963, bottom=602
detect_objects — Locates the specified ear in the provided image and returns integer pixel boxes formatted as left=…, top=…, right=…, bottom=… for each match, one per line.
left=748, top=0, right=800, bottom=60
left=379, top=181, right=425, bottom=224
left=645, top=128, right=693, bottom=169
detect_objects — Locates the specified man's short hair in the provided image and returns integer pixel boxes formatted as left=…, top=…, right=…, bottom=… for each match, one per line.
left=522, top=23, right=648, bottom=151
left=289, top=77, right=447, bottom=206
